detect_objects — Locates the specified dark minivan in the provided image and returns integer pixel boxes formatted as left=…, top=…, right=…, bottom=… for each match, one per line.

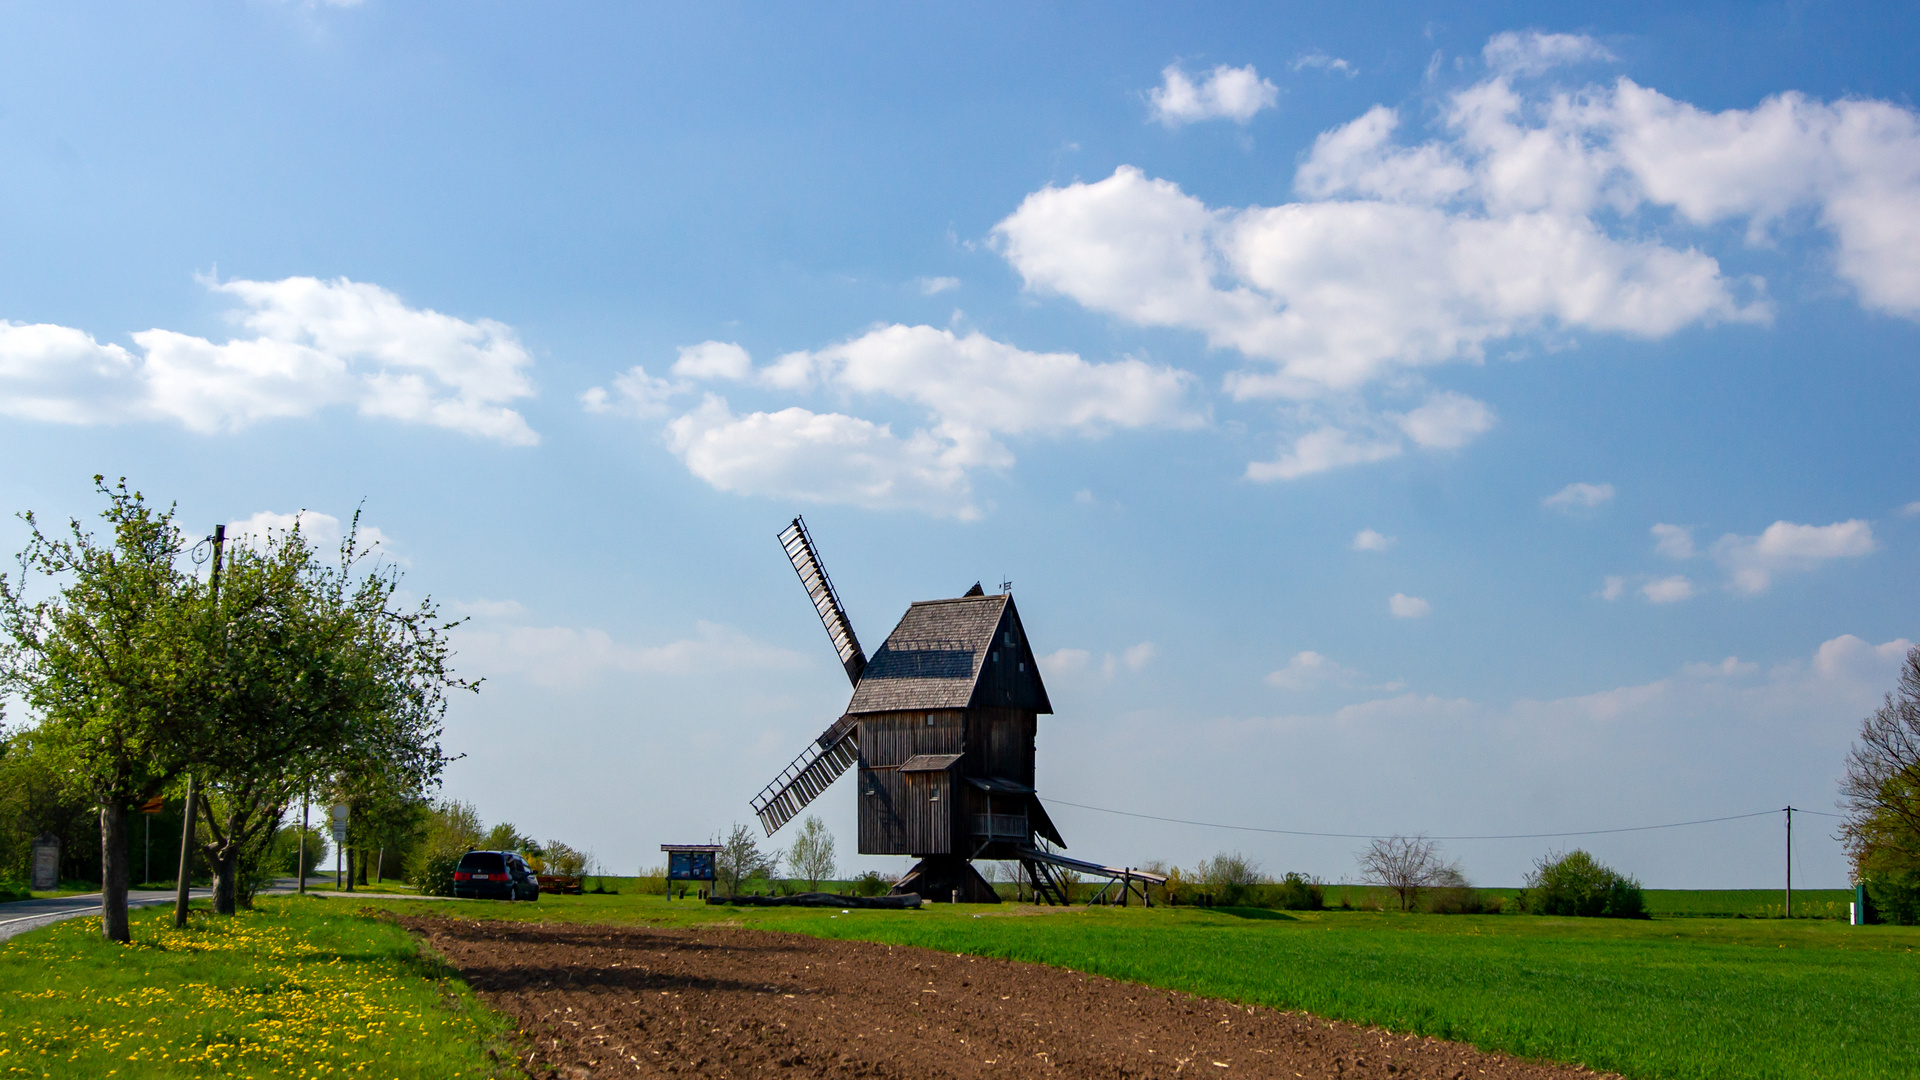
left=452, top=850, right=540, bottom=901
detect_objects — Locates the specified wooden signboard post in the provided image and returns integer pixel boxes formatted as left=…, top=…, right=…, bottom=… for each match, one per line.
left=661, top=844, right=720, bottom=901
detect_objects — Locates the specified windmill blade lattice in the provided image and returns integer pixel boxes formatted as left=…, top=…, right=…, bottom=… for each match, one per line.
left=751, top=719, right=859, bottom=836
left=779, top=517, right=866, bottom=686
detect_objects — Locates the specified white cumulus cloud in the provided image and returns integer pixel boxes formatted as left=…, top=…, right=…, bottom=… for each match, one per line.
left=1148, top=63, right=1279, bottom=126
left=1544, top=482, right=1616, bottom=511
left=1352, top=528, right=1394, bottom=551
left=1389, top=593, right=1432, bottom=618
left=1396, top=391, right=1496, bottom=449
left=664, top=395, right=1002, bottom=520
left=994, top=164, right=1758, bottom=402
left=1247, top=426, right=1402, bottom=481
left=1642, top=575, right=1695, bottom=604
left=600, top=326, right=1201, bottom=518
left=1293, top=53, right=1357, bottom=77
left=0, top=277, right=538, bottom=444
left=993, top=41, right=1920, bottom=482
left=671, top=341, right=753, bottom=381
left=1482, top=31, right=1617, bottom=77
left=1268, top=649, right=1366, bottom=690
left=1712, top=519, right=1877, bottom=594
left=769, top=324, right=1201, bottom=437
left=1651, top=523, right=1696, bottom=559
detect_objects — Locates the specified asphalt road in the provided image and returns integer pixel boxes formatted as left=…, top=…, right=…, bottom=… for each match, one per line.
left=0, top=887, right=211, bottom=943
left=0, top=878, right=459, bottom=944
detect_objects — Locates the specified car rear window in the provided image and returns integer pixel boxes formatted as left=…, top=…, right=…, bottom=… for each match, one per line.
left=458, top=852, right=505, bottom=873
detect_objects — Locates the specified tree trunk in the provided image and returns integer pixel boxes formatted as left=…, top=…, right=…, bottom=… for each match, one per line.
left=210, top=845, right=238, bottom=915
left=99, top=803, right=130, bottom=943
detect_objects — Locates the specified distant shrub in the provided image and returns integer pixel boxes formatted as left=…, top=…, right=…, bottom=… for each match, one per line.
left=1521, top=850, right=1646, bottom=918
left=1425, top=867, right=1503, bottom=914
left=851, top=870, right=890, bottom=897
left=1195, top=852, right=1262, bottom=907
left=0, top=880, right=27, bottom=903
left=1864, top=872, right=1920, bottom=925
left=1269, top=872, right=1324, bottom=911
left=409, top=845, right=464, bottom=898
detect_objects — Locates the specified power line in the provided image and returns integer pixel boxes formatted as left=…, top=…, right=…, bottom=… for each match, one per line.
left=1045, top=798, right=1795, bottom=841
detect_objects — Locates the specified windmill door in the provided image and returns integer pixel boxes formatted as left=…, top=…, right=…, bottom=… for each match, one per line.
left=897, top=756, right=957, bottom=855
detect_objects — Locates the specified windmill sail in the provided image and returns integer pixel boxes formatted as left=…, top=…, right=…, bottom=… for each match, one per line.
left=751, top=716, right=859, bottom=836
left=779, top=517, right=866, bottom=686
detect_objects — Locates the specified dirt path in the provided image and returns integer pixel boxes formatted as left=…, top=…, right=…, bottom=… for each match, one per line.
left=405, top=918, right=1618, bottom=1080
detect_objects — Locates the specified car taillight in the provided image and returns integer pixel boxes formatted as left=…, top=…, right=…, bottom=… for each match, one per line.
left=454, top=872, right=471, bottom=881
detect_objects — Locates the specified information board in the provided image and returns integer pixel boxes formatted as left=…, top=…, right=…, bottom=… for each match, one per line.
left=667, top=851, right=715, bottom=881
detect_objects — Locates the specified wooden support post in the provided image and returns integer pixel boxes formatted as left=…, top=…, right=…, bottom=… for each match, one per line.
left=1785, top=805, right=1794, bottom=919
left=172, top=775, right=196, bottom=927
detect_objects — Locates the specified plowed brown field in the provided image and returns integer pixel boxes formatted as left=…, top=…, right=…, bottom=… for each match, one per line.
left=405, top=918, right=1619, bottom=1080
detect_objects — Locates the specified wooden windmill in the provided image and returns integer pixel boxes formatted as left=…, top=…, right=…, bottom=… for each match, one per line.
left=750, top=517, right=1071, bottom=903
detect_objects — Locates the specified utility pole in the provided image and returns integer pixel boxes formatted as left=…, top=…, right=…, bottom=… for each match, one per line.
left=1785, top=805, right=1794, bottom=919
left=298, top=788, right=308, bottom=896
left=175, top=524, right=224, bottom=927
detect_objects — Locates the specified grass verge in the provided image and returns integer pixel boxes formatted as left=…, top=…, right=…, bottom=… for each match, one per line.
left=351, top=891, right=1919, bottom=1080
left=0, top=897, right=513, bottom=1079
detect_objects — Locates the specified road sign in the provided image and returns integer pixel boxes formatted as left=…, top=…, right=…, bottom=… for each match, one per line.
left=139, top=796, right=165, bottom=815
left=329, top=803, right=349, bottom=846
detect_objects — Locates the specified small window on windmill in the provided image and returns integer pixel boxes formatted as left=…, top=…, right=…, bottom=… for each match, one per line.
left=925, top=713, right=933, bottom=727
left=930, top=788, right=939, bottom=802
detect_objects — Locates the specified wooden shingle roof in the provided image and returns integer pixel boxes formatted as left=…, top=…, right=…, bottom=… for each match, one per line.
left=845, top=593, right=1051, bottom=715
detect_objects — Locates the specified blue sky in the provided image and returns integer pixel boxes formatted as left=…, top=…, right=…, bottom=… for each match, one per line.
left=4, top=1, right=1918, bottom=888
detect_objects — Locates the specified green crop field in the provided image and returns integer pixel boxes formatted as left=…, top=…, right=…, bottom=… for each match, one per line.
left=352, top=890, right=1918, bottom=1080
left=5, top=891, right=1914, bottom=1079
left=1316, top=884, right=1856, bottom=919
left=0, top=899, right=511, bottom=1079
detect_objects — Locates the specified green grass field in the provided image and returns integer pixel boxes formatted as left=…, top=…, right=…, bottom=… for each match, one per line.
left=4, top=889, right=1913, bottom=1079
left=0, top=899, right=511, bottom=1079
left=1317, top=884, right=1855, bottom=918
left=345, top=890, right=1918, bottom=1080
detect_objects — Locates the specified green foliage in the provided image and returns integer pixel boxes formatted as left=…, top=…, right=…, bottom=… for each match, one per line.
left=850, top=870, right=890, bottom=897
left=788, top=815, right=837, bottom=890
left=1843, top=646, right=1920, bottom=911
left=406, top=800, right=483, bottom=897
left=0, top=881, right=27, bottom=903
left=269, top=825, right=328, bottom=877
left=1863, top=870, right=1920, bottom=925
left=483, top=822, right=526, bottom=853
left=411, top=846, right=465, bottom=898
left=0, top=479, right=211, bottom=936
left=1268, top=872, right=1324, bottom=911
left=0, top=726, right=97, bottom=884
left=542, top=840, right=588, bottom=877
left=1520, top=850, right=1647, bottom=918
left=1193, top=851, right=1262, bottom=906
left=1424, top=867, right=1503, bottom=914
left=715, top=822, right=779, bottom=897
